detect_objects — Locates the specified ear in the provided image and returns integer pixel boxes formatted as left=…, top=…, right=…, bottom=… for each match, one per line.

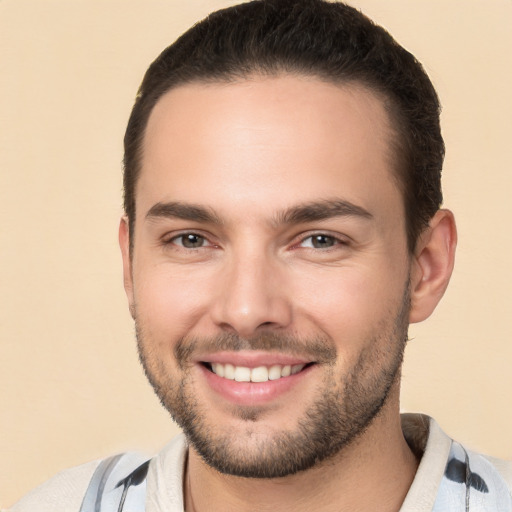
left=119, top=216, right=135, bottom=319
left=409, top=209, right=457, bottom=324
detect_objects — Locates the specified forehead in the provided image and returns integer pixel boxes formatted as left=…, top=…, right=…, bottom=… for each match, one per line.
left=138, top=75, right=402, bottom=224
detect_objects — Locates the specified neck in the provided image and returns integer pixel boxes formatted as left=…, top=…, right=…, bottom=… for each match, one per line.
left=184, top=389, right=418, bottom=512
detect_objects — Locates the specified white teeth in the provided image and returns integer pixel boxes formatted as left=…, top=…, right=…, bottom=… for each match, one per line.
left=268, top=365, right=282, bottom=381
left=224, top=363, right=235, bottom=380
left=213, top=363, right=224, bottom=377
left=250, top=366, right=269, bottom=382
left=210, top=363, right=306, bottom=382
left=234, top=366, right=251, bottom=382
left=281, top=365, right=291, bottom=377
left=291, top=364, right=303, bottom=375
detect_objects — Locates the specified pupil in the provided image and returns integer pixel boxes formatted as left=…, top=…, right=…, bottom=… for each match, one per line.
left=313, top=235, right=333, bottom=248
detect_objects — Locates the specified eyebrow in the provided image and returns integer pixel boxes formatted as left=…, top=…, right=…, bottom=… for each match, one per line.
left=145, top=201, right=223, bottom=225
left=273, top=199, right=373, bottom=226
left=145, top=198, right=372, bottom=227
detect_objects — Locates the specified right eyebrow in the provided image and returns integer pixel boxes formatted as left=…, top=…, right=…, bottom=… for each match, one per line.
left=145, top=201, right=223, bottom=225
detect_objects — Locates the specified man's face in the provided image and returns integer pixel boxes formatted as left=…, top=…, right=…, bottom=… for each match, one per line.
left=122, top=75, right=413, bottom=477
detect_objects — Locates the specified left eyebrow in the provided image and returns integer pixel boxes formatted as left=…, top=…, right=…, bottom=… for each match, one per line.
left=273, top=199, right=373, bottom=226
left=145, top=201, right=223, bottom=225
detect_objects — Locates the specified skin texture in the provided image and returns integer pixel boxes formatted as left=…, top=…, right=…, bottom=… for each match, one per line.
left=119, top=75, right=457, bottom=511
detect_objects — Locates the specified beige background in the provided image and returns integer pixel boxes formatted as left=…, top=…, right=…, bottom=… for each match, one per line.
left=1, top=0, right=511, bottom=506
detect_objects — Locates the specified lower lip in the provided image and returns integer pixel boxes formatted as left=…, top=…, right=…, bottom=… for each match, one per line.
left=199, top=364, right=314, bottom=406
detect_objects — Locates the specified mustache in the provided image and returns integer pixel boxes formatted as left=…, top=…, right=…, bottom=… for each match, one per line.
left=174, top=331, right=337, bottom=368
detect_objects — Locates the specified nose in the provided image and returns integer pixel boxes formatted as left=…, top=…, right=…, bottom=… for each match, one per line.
left=209, top=249, right=293, bottom=338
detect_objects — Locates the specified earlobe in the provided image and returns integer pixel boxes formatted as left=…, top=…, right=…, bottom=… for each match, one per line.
left=118, top=216, right=135, bottom=319
left=409, top=209, right=457, bottom=324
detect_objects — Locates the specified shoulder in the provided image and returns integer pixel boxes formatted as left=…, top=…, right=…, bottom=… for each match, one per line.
left=9, top=459, right=101, bottom=512
left=8, top=438, right=186, bottom=512
left=481, top=454, right=512, bottom=490
left=401, top=414, right=512, bottom=511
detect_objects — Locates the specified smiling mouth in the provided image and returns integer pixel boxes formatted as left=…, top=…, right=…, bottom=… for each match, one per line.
left=203, top=362, right=315, bottom=382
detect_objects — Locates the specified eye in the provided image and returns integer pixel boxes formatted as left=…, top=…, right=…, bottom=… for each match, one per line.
left=299, top=234, right=340, bottom=249
left=171, top=233, right=208, bottom=249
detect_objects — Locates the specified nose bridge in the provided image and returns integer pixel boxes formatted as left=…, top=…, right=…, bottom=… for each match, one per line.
left=211, top=242, right=292, bottom=337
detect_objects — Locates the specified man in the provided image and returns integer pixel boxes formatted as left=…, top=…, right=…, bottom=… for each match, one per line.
left=10, top=0, right=512, bottom=510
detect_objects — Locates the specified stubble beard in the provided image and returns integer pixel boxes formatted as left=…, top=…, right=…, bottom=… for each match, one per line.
left=135, top=288, right=410, bottom=479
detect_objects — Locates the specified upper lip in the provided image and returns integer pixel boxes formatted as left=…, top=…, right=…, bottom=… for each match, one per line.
left=195, top=350, right=313, bottom=368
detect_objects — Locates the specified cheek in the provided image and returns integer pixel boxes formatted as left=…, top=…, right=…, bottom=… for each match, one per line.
left=292, top=263, right=407, bottom=345
left=133, top=262, right=213, bottom=340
